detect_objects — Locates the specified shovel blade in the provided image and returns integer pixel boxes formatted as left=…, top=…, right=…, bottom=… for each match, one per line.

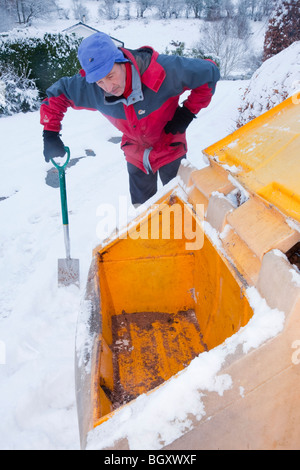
left=58, top=258, right=80, bottom=287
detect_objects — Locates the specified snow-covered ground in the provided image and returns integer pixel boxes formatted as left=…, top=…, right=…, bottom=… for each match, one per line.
left=0, top=9, right=299, bottom=450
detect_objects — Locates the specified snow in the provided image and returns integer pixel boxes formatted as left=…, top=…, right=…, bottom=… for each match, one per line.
left=0, top=12, right=296, bottom=451
left=237, top=41, right=300, bottom=126
left=290, top=269, right=300, bottom=286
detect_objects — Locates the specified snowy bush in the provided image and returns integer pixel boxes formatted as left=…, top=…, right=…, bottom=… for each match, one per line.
left=72, top=0, right=89, bottom=22
left=98, top=0, right=120, bottom=20
left=194, top=18, right=252, bottom=78
left=0, top=32, right=82, bottom=98
left=263, top=0, right=300, bottom=61
left=164, top=40, right=220, bottom=68
left=236, top=41, right=300, bottom=127
left=0, top=0, right=58, bottom=27
left=0, top=63, right=39, bottom=116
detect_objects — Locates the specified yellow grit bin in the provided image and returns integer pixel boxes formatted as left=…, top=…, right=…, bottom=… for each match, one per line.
left=75, top=96, right=300, bottom=450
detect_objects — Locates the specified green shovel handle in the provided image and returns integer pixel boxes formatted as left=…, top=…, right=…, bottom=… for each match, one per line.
left=51, top=146, right=71, bottom=226
left=50, top=146, right=70, bottom=170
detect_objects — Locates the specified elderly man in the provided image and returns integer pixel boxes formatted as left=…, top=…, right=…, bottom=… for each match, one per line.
left=41, top=32, right=220, bottom=205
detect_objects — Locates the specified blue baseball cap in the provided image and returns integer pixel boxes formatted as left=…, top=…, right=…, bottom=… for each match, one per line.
left=78, top=32, right=129, bottom=83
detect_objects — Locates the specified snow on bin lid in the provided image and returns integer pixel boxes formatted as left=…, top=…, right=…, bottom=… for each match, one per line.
left=203, top=96, right=300, bottom=224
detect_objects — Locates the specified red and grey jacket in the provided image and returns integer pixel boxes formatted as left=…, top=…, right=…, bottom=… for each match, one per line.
left=40, top=47, right=220, bottom=173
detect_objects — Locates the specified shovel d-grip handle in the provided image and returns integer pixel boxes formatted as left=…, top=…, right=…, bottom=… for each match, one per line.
left=51, top=147, right=71, bottom=226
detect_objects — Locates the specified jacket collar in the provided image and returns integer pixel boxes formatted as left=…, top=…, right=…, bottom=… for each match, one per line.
left=122, top=47, right=166, bottom=92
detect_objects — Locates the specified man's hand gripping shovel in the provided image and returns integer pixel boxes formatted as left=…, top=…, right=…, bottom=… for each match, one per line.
left=51, top=147, right=80, bottom=288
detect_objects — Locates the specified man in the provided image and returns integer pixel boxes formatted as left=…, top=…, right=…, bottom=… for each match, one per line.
left=41, top=32, right=220, bottom=205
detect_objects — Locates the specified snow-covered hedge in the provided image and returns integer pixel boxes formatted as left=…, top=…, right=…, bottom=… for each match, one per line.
left=0, top=31, right=82, bottom=104
left=0, top=63, right=39, bottom=115
left=237, top=41, right=300, bottom=127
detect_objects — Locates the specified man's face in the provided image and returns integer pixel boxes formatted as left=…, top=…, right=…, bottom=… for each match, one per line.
left=96, top=63, right=126, bottom=96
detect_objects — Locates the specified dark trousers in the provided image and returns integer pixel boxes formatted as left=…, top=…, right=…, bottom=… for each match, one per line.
left=127, top=156, right=186, bottom=205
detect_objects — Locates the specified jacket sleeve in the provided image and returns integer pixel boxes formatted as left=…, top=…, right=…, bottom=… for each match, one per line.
left=183, top=60, right=220, bottom=115
left=40, top=72, right=98, bottom=132
left=161, top=55, right=220, bottom=116
left=40, top=93, right=72, bottom=132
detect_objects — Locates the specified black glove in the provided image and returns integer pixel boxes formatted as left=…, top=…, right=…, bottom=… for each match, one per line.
left=164, top=105, right=195, bottom=135
left=43, top=130, right=66, bottom=162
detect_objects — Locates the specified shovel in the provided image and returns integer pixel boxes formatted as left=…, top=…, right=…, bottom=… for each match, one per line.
left=51, top=147, right=80, bottom=287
